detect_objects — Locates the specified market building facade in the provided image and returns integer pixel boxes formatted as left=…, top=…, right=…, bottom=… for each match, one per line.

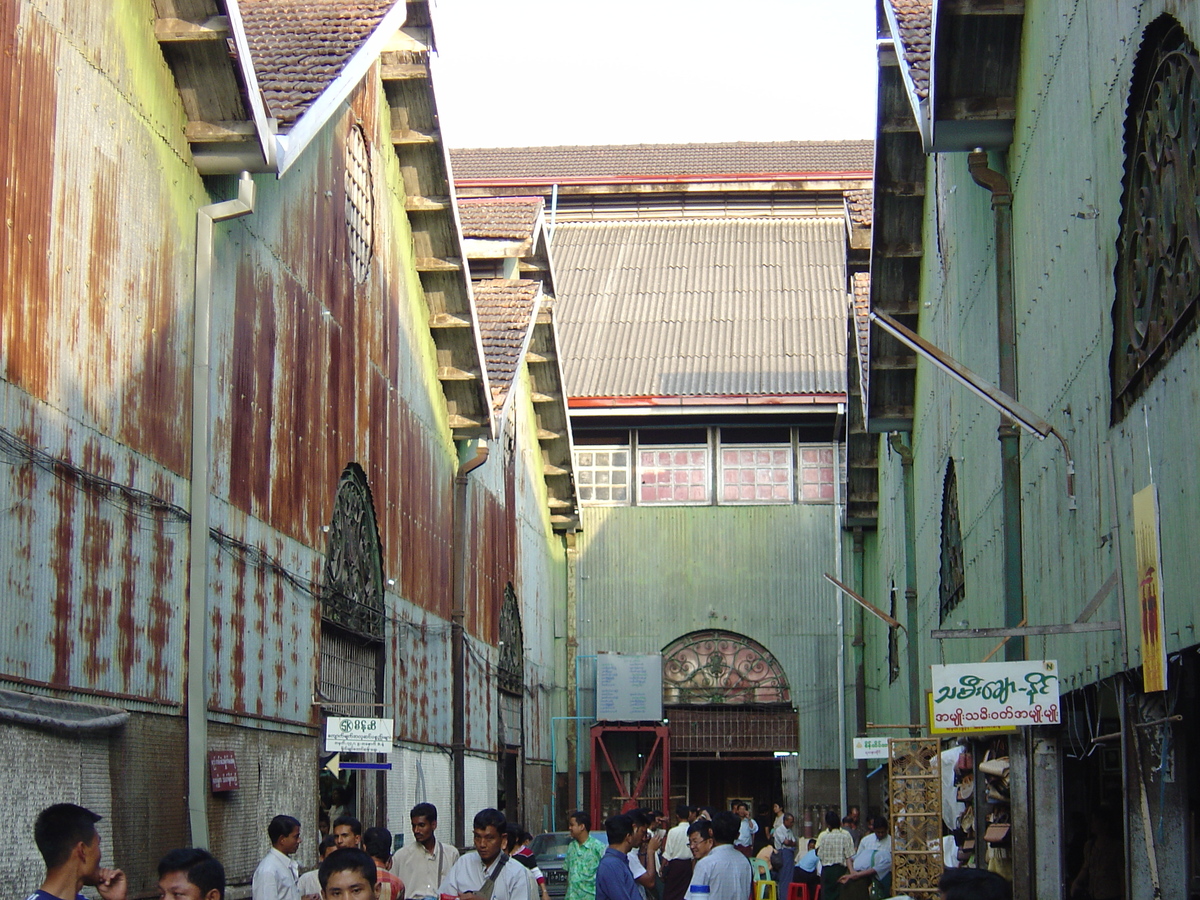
left=0, top=0, right=574, bottom=890
left=857, top=1, right=1200, bottom=896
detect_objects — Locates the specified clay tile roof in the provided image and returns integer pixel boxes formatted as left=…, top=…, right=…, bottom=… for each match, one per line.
left=449, top=141, right=874, bottom=182
left=458, top=197, right=544, bottom=241
left=852, top=272, right=871, bottom=405
left=239, top=0, right=396, bottom=126
left=888, top=0, right=932, bottom=101
left=473, top=279, right=543, bottom=410
left=844, top=189, right=873, bottom=228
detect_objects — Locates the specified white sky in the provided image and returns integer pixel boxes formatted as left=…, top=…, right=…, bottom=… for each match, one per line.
left=428, top=0, right=878, bottom=149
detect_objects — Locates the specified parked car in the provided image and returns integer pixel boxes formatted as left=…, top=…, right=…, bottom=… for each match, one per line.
left=530, top=831, right=572, bottom=899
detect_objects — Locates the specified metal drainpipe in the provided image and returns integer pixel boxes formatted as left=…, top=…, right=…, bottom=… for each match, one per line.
left=832, top=404, right=847, bottom=816
left=967, top=150, right=1025, bottom=661
left=452, top=442, right=489, bottom=848
left=851, top=527, right=869, bottom=813
left=189, top=172, right=256, bottom=849
left=888, top=433, right=922, bottom=733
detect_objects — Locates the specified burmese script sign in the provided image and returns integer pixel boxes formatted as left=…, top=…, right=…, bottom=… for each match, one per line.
left=596, top=653, right=663, bottom=721
left=930, top=660, right=1059, bottom=730
left=324, top=717, right=394, bottom=754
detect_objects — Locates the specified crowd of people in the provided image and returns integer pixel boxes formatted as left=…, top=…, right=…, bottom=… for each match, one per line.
left=24, top=800, right=1009, bottom=900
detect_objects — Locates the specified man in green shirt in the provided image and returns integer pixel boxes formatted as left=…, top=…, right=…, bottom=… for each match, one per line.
left=565, top=810, right=606, bottom=900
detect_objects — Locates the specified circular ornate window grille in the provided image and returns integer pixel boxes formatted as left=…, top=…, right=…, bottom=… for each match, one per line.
left=1112, top=17, right=1200, bottom=418
left=661, top=630, right=790, bottom=704
left=498, top=583, right=524, bottom=696
left=345, top=123, right=374, bottom=284
left=322, top=466, right=385, bottom=638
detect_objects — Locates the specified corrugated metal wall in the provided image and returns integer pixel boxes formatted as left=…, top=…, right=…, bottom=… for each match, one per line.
left=576, top=504, right=845, bottom=769
left=863, top=1, right=1200, bottom=724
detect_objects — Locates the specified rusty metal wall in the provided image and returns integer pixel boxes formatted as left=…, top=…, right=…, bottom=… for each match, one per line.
left=0, top=2, right=200, bottom=704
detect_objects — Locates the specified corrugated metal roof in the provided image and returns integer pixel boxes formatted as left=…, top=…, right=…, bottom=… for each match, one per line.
left=473, top=279, right=541, bottom=410
left=239, top=0, right=395, bottom=125
left=887, top=0, right=932, bottom=101
left=450, top=141, right=874, bottom=182
left=553, top=218, right=848, bottom=398
left=458, top=197, right=544, bottom=240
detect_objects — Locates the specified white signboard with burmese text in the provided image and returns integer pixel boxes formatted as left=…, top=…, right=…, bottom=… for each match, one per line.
left=853, top=737, right=889, bottom=759
left=930, top=660, right=1059, bottom=731
left=324, top=717, right=394, bottom=753
left=596, top=653, right=663, bottom=721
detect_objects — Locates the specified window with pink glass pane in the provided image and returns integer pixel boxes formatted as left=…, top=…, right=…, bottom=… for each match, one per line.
left=639, top=447, right=710, bottom=505
left=718, top=445, right=792, bottom=504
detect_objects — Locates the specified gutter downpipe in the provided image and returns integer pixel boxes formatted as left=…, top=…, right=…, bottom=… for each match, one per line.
left=189, top=172, right=256, bottom=849
left=888, top=434, right=922, bottom=733
left=851, top=527, right=869, bottom=813
left=967, top=151, right=1025, bottom=662
left=833, top=404, right=847, bottom=816
left=452, top=442, right=489, bottom=849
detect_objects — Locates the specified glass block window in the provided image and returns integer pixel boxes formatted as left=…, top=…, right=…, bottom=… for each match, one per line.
left=574, top=447, right=631, bottom=505
left=639, top=446, right=710, bottom=505
left=719, top=445, right=792, bottom=503
left=797, top=445, right=837, bottom=502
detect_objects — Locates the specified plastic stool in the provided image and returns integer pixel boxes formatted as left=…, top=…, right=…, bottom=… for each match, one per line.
left=786, top=885, right=820, bottom=900
left=754, top=882, right=777, bottom=900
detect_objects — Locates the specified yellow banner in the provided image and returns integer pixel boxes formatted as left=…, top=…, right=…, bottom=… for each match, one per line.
left=1132, top=485, right=1168, bottom=693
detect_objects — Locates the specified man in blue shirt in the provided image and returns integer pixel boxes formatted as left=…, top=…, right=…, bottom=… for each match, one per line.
left=596, top=815, right=642, bottom=900
left=28, top=804, right=127, bottom=900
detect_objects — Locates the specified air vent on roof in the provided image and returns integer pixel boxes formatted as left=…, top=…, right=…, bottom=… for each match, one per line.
left=345, top=123, right=375, bottom=284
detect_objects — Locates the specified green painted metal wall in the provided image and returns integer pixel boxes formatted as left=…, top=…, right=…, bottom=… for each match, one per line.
left=576, top=503, right=848, bottom=769
left=864, top=0, right=1200, bottom=729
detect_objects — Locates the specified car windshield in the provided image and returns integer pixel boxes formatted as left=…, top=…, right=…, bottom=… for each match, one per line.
left=530, top=833, right=572, bottom=863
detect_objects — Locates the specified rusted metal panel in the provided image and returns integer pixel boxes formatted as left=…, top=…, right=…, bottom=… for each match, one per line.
left=0, top=389, right=187, bottom=704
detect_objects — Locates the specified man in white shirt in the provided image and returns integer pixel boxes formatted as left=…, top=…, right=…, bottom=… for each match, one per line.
left=730, top=803, right=757, bottom=857
left=661, top=806, right=695, bottom=900
left=838, top=816, right=892, bottom=898
left=438, top=809, right=536, bottom=900
left=685, top=814, right=751, bottom=900
left=394, top=803, right=460, bottom=900
left=771, top=815, right=796, bottom=852
left=252, top=815, right=301, bottom=900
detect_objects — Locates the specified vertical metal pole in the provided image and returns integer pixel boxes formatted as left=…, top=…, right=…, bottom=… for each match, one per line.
left=189, top=173, right=254, bottom=850
left=968, top=151, right=1025, bottom=662
left=833, top=414, right=847, bottom=816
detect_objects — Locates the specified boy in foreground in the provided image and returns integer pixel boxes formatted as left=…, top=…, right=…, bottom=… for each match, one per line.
left=320, top=849, right=380, bottom=900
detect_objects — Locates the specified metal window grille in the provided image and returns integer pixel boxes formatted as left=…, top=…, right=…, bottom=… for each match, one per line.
left=888, top=582, right=901, bottom=684
left=939, top=460, right=965, bottom=623
left=498, top=583, right=524, bottom=696
left=345, top=123, right=374, bottom=284
left=1111, top=17, right=1200, bottom=420
left=661, top=630, right=791, bottom=704
left=322, top=466, right=385, bottom=639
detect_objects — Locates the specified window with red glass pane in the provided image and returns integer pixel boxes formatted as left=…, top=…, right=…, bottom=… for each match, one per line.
left=638, top=447, right=710, bottom=504
left=798, top=445, right=836, bottom=502
left=719, top=445, right=792, bottom=503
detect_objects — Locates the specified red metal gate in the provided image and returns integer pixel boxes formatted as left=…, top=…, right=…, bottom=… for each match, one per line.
left=590, top=723, right=670, bottom=818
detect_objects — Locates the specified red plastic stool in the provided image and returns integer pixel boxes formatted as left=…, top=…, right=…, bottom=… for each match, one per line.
left=786, top=886, right=820, bottom=900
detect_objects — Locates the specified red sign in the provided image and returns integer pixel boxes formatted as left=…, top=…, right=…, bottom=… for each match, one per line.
left=209, top=751, right=239, bottom=792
